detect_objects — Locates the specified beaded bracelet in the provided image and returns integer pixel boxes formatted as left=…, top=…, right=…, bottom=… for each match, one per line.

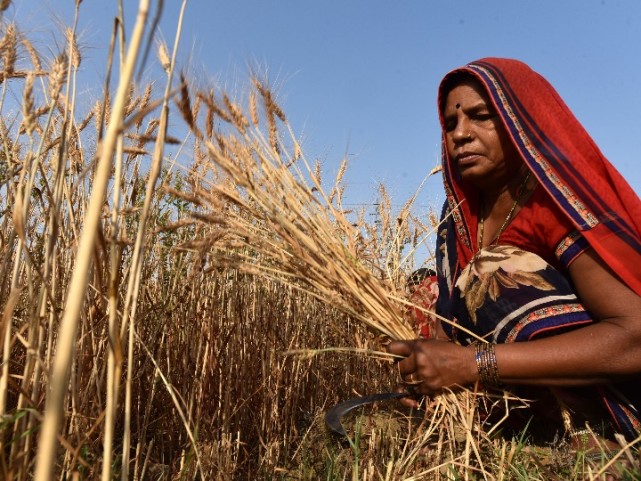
left=474, top=342, right=500, bottom=387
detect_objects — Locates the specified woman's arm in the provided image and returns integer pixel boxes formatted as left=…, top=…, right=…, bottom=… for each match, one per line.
left=497, top=248, right=641, bottom=385
left=388, top=249, right=641, bottom=398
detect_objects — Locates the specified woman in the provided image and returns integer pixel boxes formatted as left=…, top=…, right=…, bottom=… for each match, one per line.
left=388, top=58, right=641, bottom=444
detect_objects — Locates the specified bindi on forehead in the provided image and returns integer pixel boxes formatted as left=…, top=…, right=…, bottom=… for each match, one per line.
left=455, top=103, right=461, bottom=109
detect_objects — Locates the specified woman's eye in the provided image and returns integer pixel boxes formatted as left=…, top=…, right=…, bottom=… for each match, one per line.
left=444, top=120, right=456, bottom=132
left=473, top=112, right=494, bottom=122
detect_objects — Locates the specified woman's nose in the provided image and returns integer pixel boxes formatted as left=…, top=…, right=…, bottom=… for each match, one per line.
left=450, top=116, right=471, bottom=142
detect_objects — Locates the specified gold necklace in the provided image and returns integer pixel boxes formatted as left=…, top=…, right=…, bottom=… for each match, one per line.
left=477, top=171, right=531, bottom=251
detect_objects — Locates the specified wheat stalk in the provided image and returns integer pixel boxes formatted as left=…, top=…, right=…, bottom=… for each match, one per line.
left=33, top=1, right=151, bottom=478
left=119, top=2, right=194, bottom=479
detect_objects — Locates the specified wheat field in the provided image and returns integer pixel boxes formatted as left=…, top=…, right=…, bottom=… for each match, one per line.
left=0, top=2, right=638, bottom=480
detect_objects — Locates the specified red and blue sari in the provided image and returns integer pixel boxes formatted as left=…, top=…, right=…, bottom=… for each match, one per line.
left=435, top=58, right=641, bottom=441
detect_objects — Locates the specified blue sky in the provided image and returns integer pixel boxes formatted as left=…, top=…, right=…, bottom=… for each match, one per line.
left=23, top=1, right=641, bottom=217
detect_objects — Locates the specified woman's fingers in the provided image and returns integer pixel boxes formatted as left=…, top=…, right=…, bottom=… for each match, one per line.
left=386, top=340, right=416, bottom=358
left=388, top=340, right=458, bottom=403
left=404, top=372, right=422, bottom=384
left=387, top=341, right=426, bottom=399
left=393, top=385, right=421, bottom=409
left=399, top=395, right=421, bottom=409
left=390, top=339, right=475, bottom=393
left=387, top=340, right=419, bottom=379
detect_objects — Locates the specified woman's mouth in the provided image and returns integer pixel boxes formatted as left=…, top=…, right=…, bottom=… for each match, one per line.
left=457, top=153, right=481, bottom=167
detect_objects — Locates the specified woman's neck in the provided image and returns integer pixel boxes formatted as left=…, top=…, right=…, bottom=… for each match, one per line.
left=477, top=168, right=533, bottom=248
left=480, top=165, right=531, bottom=215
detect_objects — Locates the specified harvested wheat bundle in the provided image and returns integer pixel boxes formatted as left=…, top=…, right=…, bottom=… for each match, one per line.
left=168, top=77, right=429, bottom=342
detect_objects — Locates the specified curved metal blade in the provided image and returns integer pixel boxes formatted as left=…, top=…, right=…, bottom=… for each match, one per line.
left=325, top=392, right=408, bottom=437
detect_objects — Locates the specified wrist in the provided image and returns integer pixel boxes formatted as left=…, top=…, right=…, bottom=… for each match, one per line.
left=464, top=343, right=480, bottom=385
left=473, top=342, right=501, bottom=387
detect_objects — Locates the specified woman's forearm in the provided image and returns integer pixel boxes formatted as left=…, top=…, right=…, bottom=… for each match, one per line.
left=495, top=317, right=641, bottom=386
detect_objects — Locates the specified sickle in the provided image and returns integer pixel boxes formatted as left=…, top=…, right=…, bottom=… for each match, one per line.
left=324, top=392, right=410, bottom=437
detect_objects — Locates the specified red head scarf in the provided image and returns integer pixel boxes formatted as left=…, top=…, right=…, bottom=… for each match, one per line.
left=438, top=58, right=641, bottom=295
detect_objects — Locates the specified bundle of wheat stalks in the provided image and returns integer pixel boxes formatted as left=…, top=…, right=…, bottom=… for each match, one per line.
left=168, top=76, right=433, bottom=343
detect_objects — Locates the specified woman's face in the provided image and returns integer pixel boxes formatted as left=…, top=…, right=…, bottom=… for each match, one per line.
left=442, top=79, right=521, bottom=190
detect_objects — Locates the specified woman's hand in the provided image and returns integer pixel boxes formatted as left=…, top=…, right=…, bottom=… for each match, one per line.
left=387, top=339, right=477, bottom=408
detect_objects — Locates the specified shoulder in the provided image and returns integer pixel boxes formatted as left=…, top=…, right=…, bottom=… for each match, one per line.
left=569, top=248, right=641, bottom=322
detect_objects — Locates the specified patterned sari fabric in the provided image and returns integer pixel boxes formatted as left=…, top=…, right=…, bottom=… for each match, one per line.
left=450, top=245, right=591, bottom=344
left=435, top=58, right=641, bottom=441
left=407, top=275, right=439, bottom=339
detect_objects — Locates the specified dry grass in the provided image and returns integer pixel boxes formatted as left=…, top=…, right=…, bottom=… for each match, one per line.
left=0, top=2, right=638, bottom=480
